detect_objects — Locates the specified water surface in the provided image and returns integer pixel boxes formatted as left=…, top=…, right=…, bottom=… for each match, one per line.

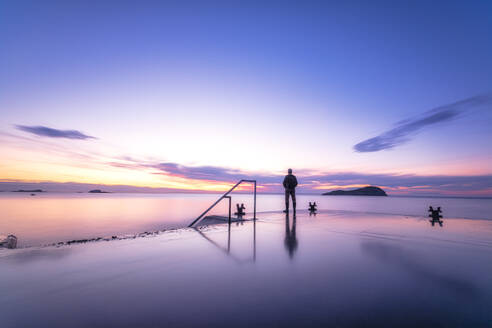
left=1, top=192, right=491, bottom=246
left=1, top=211, right=491, bottom=327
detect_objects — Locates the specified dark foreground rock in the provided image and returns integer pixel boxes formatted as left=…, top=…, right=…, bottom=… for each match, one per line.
left=0, top=235, right=18, bottom=249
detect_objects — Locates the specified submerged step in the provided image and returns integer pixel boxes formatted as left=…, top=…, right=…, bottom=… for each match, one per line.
left=197, top=215, right=252, bottom=226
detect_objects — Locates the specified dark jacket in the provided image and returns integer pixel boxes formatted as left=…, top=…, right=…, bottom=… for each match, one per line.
left=283, top=174, right=298, bottom=190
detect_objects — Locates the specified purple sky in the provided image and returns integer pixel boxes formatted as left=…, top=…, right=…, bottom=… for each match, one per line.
left=0, top=1, right=491, bottom=196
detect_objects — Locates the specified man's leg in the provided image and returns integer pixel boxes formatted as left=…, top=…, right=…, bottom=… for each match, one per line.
left=284, top=190, right=290, bottom=212
left=291, top=190, right=296, bottom=211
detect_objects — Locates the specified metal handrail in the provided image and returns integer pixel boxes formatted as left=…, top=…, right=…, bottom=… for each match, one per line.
left=188, top=179, right=257, bottom=227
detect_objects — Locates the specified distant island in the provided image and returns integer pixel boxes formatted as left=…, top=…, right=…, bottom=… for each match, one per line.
left=12, top=189, right=44, bottom=193
left=322, top=186, right=387, bottom=196
left=88, top=189, right=110, bottom=193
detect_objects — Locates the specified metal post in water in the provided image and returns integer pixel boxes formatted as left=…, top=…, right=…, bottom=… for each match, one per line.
left=253, top=219, right=256, bottom=262
left=227, top=221, right=231, bottom=253
left=254, top=180, right=257, bottom=220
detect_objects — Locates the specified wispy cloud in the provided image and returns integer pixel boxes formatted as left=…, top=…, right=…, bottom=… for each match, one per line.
left=354, top=94, right=492, bottom=152
left=151, top=163, right=281, bottom=183
left=109, top=160, right=282, bottom=184
left=15, top=125, right=96, bottom=140
left=3, top=128, right=490, bottom=196
left=154, top=163, right=243, bottom=180
left=107, top=159, right=492, bottom=196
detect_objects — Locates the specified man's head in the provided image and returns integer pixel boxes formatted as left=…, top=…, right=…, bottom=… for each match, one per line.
left=288, top=168, right=293, bottom=174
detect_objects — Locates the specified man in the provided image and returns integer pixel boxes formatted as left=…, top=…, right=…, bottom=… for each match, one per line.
left=283, top=168, right=298, bottom=212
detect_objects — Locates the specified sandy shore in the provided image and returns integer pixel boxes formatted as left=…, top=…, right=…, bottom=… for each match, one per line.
left=1, top=210, right=491, bottom=327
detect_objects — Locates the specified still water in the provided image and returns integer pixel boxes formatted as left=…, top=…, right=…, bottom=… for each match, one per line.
left=1, top=212, right=492, bottom=327
left=1, top=192, right=491, bottom=246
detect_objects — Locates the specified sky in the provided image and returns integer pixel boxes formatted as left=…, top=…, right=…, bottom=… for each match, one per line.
left=1, top=0, right=491, bottom=196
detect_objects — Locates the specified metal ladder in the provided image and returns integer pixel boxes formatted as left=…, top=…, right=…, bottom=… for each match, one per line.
left=188, top=179, right=256, bottom=227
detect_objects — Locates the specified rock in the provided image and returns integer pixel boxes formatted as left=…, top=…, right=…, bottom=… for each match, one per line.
left=0, top=235, right=18, bottom=249
left=323, top=186, right=387, bottom=196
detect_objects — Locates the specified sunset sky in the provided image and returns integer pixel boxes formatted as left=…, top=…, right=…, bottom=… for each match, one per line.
left=1, top=1, right=491, bottom=196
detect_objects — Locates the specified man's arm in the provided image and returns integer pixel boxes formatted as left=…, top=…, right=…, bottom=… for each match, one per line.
left=293, top=176, right=298, bottom=188
left=283, top=176, right=287, bottom=188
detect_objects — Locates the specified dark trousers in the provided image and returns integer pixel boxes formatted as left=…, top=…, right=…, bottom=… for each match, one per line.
left=285, top=189, right=296, bottom=209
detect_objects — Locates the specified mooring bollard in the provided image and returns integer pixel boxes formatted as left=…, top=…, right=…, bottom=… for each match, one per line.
left=428, top=206, right=443, bottom=226
left=309, top=202, right=317, bottom=215
left=235, top=203, right=246, bottom=216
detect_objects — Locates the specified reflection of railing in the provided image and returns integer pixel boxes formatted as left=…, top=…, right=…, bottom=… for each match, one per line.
left=193, top=218, right=256, bottom=263
left=188, top=180, right=257, bottom=227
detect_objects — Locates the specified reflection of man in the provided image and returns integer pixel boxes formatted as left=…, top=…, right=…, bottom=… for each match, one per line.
left=284, top=212, right=298, bottom=259
left=283, top=168, right=298, bottom=213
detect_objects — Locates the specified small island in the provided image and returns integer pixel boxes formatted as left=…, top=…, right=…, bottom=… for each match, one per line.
left=88, top=189, right=110, bottom=193
left=12, top=189, right=44, bottom=193
left=322, top=186, right=387, bottom=196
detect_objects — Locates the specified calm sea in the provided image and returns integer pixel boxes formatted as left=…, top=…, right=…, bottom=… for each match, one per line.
left=1, top=192, right=491, bottom=246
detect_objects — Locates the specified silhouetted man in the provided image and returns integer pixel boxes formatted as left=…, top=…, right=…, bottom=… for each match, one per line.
left=283, top=168, right=298, bottom=212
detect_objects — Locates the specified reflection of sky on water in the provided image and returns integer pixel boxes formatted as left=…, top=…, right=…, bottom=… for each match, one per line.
left=361, top=240, right=478, bottom=298
left=1, top=211, right=491, bottom=327
left=2, top=193, right=492, bottom=246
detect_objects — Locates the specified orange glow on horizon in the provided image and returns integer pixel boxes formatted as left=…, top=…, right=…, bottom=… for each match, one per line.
left=1, top=131, right=491, bottom=196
